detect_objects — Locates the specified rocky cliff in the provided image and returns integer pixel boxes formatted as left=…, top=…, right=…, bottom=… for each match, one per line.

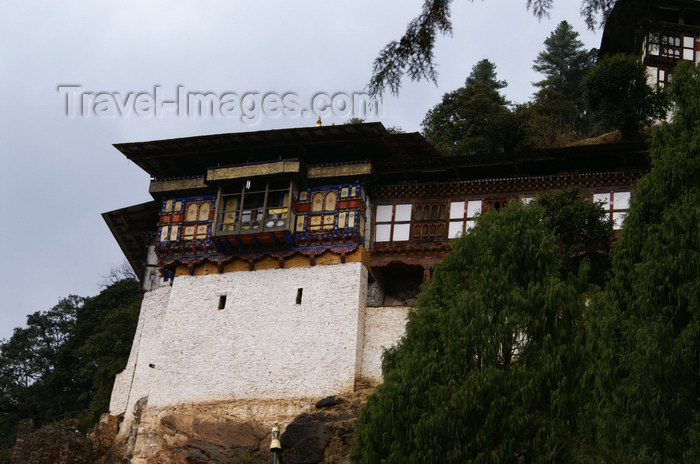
left=12, top=386, right=374, bottom=464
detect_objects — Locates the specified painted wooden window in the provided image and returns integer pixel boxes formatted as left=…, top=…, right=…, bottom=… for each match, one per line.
left=412, top=203, right=447, bottom=241
left=375, top=203, right=411, bottom=242
left=648, top=32, right=696, bottom=61
left=306, top=190, right=342, bottom=231
left=215, top=180, right=293, bottom=235
left=656, top=67, right=674, bottom=88
left=182, top=201, right=212, bottom=240
left=593, top=191, right=631, bottom=230
left=448, top=200, right=482, bottom=238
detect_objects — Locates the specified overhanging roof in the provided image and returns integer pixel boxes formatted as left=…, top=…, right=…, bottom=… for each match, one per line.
left=600, top=0, right=700, bottom=57
left=114, top=123, right=440, bottom=179
left=102, top=201, right=161, bottom=279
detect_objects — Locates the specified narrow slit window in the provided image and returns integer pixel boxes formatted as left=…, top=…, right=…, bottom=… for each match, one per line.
left=218, top=295, right=227, bottom=310
left=296, top=288, right=303, bottom=305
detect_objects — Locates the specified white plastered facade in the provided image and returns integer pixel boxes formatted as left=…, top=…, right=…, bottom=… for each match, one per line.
left=110, top=261, right=408, bottom=427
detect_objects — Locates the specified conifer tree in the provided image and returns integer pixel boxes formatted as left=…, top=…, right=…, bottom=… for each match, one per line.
left=532, top=20, right=597, bottom=103
left=352, top=201, right=595, bottom=463
left=582, top=61, right=700, bottom=462
left=422, top=60, right=520, bottom=156
left=368, top=0, right=614, bottom=96
left=465, top=59, right=507, bottom=92
left=517, top=21, right=596, bottom=148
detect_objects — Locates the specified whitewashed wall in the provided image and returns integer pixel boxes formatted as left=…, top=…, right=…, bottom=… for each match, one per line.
left=360, top=306, right=410, bottom=382
left=110, top=285, right=171, bottom=414
left=111, top=262, right=369, bottom=412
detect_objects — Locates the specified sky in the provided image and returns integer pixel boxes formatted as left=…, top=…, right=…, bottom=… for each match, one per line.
left=0, top=0, right=603, bottom=341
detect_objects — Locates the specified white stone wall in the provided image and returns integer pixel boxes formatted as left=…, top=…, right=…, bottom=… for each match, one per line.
left=111, top=261, right=415, bottom=441
left=110, top=285, right=171, bottom=414
left=360, top=306, right=410, bottom=382
left=113, top=262, right=368, bottom=411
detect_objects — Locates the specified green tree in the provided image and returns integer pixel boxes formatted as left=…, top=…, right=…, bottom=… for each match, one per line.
left=465, top=58, right=507, bottom=92
left=533, top=21, right=597, bottom=102
left=0, top=277, right=140, bottom=462
left=535, top=188, right=613, bottom=286
left=353, top=200, right=597, bottom=463
left=369, top=0, right=615, bottom=96
left=0, top=296, right=84, bottom=462
left=581, top=61, right=700, bottom=462
left=516, top=88, right=587, bottom=148
left=583, top=54, right=667, bottom=139
left=422, top=60, right=520, bottom=155
left=515, top=21, right=597, bottom=148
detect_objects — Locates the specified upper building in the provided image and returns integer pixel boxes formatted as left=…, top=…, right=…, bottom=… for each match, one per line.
left=103, top=124, right=646, bottom=433
left=600, top=0, right=700, bottom=87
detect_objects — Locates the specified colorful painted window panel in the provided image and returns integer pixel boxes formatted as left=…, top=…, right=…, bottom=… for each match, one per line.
left=160, top=226, right=169, bottom=242
left=311, top=193, right=324, bottom=212
left=295, top=215, right=306, bottom=232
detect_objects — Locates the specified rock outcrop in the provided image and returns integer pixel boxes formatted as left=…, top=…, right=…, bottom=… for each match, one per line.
left=12, top=386, right=375, bottom=464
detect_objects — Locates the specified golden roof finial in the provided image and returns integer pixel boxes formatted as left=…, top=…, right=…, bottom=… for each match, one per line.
left=316, top=116, right=322, bottom=127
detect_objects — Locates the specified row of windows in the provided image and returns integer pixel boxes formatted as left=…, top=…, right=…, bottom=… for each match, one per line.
left=160, top=223, right=211, bottom=242
left=374, top=192, right=630, bottom=244
left=375, top=200, right=485, bottom=242
left=647, top=33, right=696, bottom=61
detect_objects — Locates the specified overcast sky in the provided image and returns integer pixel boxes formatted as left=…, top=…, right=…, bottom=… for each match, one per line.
left=0, top=0, right=602, bottom=341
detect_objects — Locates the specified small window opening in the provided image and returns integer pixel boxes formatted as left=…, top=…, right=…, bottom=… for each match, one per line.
left=296, top=288, right=303, bottom=305
left=218, top=295, right=227, bottom=310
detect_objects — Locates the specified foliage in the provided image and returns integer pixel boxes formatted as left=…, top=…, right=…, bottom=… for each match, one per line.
left=369, top=0, right=615, bottom=96
left=353, top=200, right=597, bottom=463
left=583, top=54, right=667, bottom=139
left=344, top=117, right=366, bottom=124
left=515, top=88, right=586, bottom=148
left=534, top=188, right=613, bottom=286
left=386, top=125, right=405, bottom=134
left=422, top=60, right=520, bottom=155
left=0, top=278, right=140, bottom=462
left=465, top=59, right=506, bottom=92
left=581, top=61, right=700, bottom=462
left=515, top=21, right=596, bottom=148
left=533, top=21, right=597, bottom=103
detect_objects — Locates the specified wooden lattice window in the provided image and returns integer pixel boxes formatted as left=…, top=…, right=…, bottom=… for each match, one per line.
left=412, top=203, right=447, bottom=241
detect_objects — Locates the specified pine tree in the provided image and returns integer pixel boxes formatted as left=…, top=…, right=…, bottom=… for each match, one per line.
left=582, top=61, right=700, bottom=462
left=465, top=59, right=507, bottom=92
left=422, top=60, right=520, bottom=156
left=517, top=21, right=597, bottom=148
left=532, top=21, right=596, bottom=103
left=352, top=200, right=596, bottom=463
left=368, top=0, right=613, bottom=96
